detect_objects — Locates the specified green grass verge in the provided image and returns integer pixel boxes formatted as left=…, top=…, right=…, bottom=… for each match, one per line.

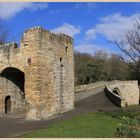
left=22, top=111, right=123, bottom=138
left=21, top=105, right=140, bottom=138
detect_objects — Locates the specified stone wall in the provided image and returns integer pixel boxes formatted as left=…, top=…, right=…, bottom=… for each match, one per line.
left=0, top=77, right=25, bottom=114
left=104, top=85, right=125, bottom=107
left=75, top=81, right=108, bottom=93
left=0, top=26, right=74, bottom=120
left=22, top=27, right=74, bottom=119
left=105, top=80, right=139, bottom=107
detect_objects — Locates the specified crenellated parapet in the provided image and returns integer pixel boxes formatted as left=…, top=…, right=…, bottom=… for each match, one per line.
left=21, top=26, right=73, bottom=45
left=0, top=42, right=19, bottom=51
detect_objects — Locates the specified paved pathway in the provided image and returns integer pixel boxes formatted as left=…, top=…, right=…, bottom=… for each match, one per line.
left=0, top=87, right=120, bottom=137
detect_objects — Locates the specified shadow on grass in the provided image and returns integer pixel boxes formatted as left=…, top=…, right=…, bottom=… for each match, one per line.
left=98, top=107, right=140, bottom=121
left=98, top=109, right=124, bottom=120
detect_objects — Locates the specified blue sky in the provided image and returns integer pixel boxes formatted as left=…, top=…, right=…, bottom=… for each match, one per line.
left=0, top=2, right=140, bottom=55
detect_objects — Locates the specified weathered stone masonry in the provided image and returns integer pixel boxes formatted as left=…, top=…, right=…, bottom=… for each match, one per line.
left=0, top=26, right=74, bottom=120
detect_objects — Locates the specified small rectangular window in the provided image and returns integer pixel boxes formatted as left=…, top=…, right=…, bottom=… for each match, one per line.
left=28, top=58, right=31, bottom=65
left=65, top=46, right=68, bottom=53
left=24, top=44, right=28, bottom=47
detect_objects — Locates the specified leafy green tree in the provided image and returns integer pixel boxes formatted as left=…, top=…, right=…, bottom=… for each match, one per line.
left=74, top=50, right=131, bottom=86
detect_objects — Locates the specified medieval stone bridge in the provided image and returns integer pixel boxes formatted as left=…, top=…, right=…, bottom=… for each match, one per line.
left=0, top=26, right=139, bottom=137
left=0, top=26, right=138, bottom=123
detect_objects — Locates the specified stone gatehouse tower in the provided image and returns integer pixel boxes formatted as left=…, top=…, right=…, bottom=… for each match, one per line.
left=0, top=26, right=74, bottom=120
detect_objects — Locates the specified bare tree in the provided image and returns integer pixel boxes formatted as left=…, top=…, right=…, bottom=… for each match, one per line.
left=114, top=19, right=140, bottom=82
left=0, top=20, right=11, bottom=44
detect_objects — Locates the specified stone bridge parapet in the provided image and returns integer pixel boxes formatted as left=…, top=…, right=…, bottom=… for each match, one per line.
left=105, top=80, right=139, bottom=107
left=75, top=81, right=108, bottom=93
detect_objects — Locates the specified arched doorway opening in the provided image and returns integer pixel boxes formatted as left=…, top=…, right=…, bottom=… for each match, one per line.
left=5, top=96, right=11, bottom=114
left=1, top=67, right=25, bottom=98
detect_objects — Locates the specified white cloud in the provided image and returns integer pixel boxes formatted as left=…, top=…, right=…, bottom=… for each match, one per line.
left=0, top=3, right=48, bottom=20
left=52, top=23, right=80, bottom=37
left=85, top=29, right=96, bottom=40
left=86, top=13, right=140, bottom=41
left=74, top=44, right=107, bottom=54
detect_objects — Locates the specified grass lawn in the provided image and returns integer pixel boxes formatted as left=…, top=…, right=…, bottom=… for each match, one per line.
left=22, top=105, right=140, bottom=138
left=22, top=111, right=124, bottom=138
